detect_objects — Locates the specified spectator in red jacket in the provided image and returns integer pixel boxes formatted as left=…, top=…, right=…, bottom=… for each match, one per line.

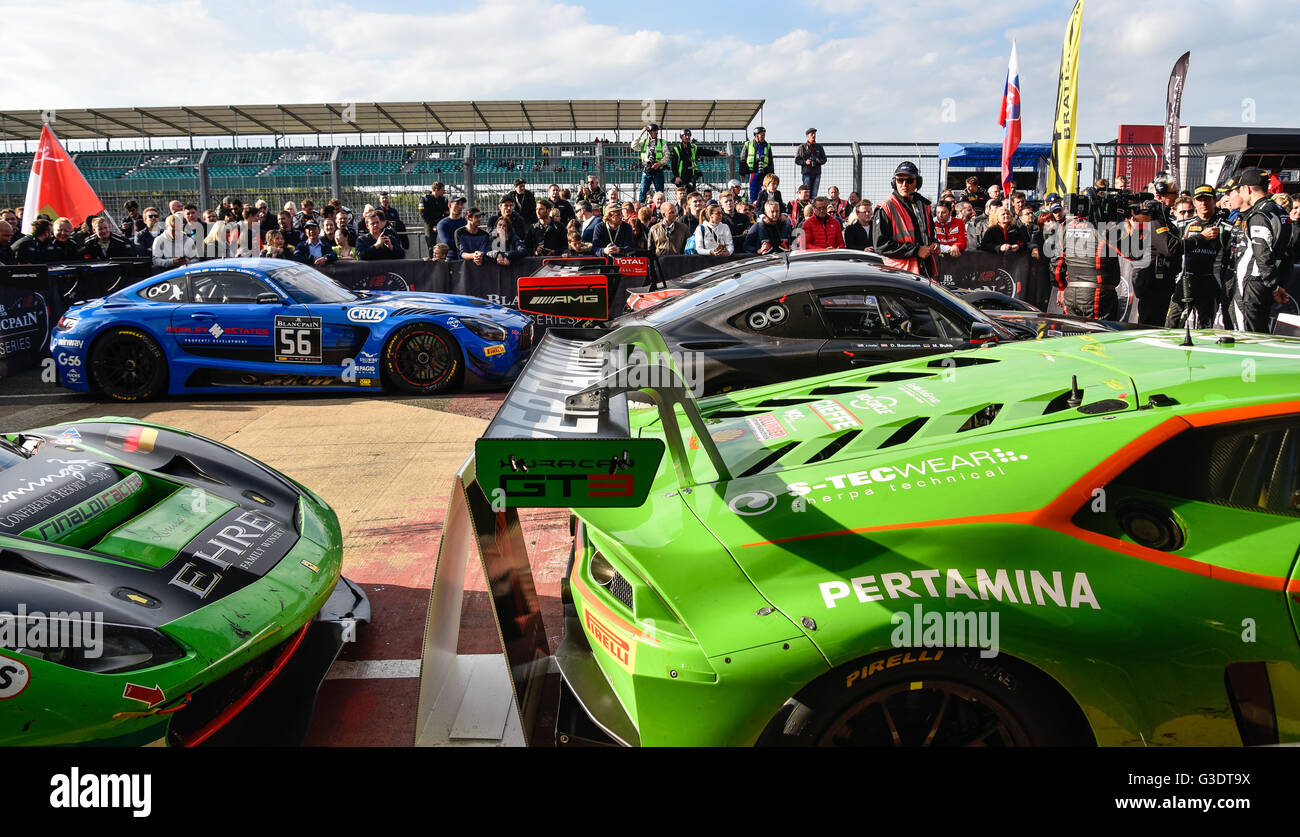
left=798, top=197, right=844, bottom=250
left=933, top=201, right=967, bottom=256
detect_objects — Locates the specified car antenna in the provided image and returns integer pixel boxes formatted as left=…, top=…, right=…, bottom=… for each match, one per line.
left=1067, top=375, right=1083, bottom=408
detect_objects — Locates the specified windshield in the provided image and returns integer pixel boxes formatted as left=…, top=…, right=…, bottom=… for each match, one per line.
left=635, top=277, right=747, bottom=325
left=268, top=264, right=358, bottom=304
left=675, top=255, right=774, bottom=288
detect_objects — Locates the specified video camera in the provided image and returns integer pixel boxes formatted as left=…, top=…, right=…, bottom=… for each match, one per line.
left=1067, top=188, right=1154, bottom=224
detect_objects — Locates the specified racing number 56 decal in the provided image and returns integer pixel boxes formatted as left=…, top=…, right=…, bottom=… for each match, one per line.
left=274, top=315, right=323, bottom=363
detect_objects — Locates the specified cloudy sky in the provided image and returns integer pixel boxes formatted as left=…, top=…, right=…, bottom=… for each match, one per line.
left=4, top=0, right=1296, bottom=145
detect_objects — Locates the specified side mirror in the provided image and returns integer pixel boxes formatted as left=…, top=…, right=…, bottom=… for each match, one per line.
left=256, top=292, right=281, bottom=305
left=970, top=322, right=997, bottom=345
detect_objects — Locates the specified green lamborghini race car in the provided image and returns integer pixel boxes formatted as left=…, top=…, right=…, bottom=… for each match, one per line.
left=453, top=324, right=1300, bottom=746
left=0, top=420, right=367, bottom=746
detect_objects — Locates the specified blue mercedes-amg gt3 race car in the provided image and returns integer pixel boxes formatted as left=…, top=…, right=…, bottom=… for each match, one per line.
left=49, top=258, right=533, bottom=400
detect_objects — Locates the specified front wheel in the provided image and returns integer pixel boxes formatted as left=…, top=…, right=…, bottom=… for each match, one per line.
left=89, top=327, right=168, bottom=401
left=381, top=323, right=462, bottom=395
left=778, top=649, right=1084, bottom=747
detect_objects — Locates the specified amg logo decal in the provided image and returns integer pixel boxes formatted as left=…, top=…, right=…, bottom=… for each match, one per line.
left=527, top=294, right=600, bottom=304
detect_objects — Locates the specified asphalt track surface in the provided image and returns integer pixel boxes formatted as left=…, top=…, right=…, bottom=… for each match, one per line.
left=0, top=368, right=568, bottom=746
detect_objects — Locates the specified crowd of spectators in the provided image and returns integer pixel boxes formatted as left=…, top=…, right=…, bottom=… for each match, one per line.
left=10, top=164, right=1292, bottom=276
left=0, top=192, right=412, bottom=268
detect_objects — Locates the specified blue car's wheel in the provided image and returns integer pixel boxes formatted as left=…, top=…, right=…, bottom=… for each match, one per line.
left=89, top=326, right=168, bottom=401
left=382, top=322, right=461, bottom=395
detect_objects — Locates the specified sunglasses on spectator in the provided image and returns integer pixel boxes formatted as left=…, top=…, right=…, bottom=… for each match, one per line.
left=895, top=176, right=915, bottom=184
left=146, top=213, right=159, bottom=218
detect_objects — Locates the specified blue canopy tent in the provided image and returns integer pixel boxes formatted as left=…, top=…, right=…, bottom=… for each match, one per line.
left=937, top=142, right=1053, bottom=199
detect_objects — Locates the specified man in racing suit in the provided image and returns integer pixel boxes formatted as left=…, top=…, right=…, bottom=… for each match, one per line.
left=1230, top=168, right=1292, bottom=333
left=1165, top=185, right=1227, bottom=328
left=1053, top=208, right=1122, bottom=320
left=871, top=161, right=938, bottom=277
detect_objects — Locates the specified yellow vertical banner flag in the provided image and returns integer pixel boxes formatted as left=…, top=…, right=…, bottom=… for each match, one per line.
left=1049, top=0, right=1085, bottom=194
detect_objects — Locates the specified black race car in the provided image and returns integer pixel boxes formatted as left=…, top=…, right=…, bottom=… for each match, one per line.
left=615, top=259, right=1132, bottom=395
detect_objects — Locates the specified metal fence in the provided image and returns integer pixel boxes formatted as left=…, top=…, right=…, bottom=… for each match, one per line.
left=0, top=139, right=1212, bottom=259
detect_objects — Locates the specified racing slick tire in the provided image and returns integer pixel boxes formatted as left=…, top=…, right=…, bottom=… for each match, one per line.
left=775, top=648, right=1089, bottom=747
left=381, top=322, right=463, bottom=395
left=89, top=326, right=168, bottom=402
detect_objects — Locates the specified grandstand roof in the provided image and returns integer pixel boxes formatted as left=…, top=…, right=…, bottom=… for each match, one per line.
left=0, top=100, right=764, bottom=140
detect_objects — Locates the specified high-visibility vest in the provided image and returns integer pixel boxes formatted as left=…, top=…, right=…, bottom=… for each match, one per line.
left=744, top=140, right=771, bottom=172
left=642, top=138, right=668, bottom=165
left=676, top=142, right=698, bottom=176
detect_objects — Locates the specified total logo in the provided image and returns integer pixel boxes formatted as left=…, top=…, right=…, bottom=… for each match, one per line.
left=850, top=394, right=898, bottom=415
left=347, top=307, right=388, bottom=323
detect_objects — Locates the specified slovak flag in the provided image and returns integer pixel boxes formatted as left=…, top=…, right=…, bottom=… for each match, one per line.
left=997, top=40, right=1021, bottom=195
left=21, top=124, right=105, bottom=234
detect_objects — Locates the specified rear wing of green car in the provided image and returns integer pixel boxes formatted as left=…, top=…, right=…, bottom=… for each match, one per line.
left=475, top=324, right=730, bottom=506
left=416, top=324, right=725, bottom=747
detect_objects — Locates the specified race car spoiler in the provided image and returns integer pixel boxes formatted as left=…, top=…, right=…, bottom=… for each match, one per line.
left=417, top=323, right=726, bottom=746
left=475, top=323, right=730, bottom=507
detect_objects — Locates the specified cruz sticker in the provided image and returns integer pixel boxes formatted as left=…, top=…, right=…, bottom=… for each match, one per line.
left=274, top=315, right=323, bottom=364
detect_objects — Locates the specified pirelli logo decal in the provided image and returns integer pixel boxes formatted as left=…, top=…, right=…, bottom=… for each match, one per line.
left=584, top=608, right=635, bottom=673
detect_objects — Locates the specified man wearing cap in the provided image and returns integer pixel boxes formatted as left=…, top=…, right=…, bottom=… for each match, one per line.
left=669, top=130, right=720, bottom=198
left=591, top=204, right=636, bottom=257
left=1164, top=185, right=1227, bottom=329
left=419, top=182, right=450, bottom=254
left=872, top=161, right=938, bottom=277
left=632, top=123, right=671, bottom=203
left=512, top=179, right=537, bottom=225
left=295, top=220, right=337, bottom=267
left=1229, top=168, right=1292, bottom=332
left=795, top=129, right=827, bottom=199
left=740, top=127, right=774, bottom=205
left=436, top=197, right=467, bottom=259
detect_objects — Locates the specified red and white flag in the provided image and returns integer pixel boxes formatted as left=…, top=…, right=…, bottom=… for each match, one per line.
left=997, top=40, right=1021, bottom=195
left=22, top=124, right=105, bottom=234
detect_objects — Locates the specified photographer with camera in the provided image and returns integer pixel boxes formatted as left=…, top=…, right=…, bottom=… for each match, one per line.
left=1120, top=198, right=1181, bottom=326
left=1052, top=190, right=1124, bottom=320
left=1165, top=185, right=1228, bottom=329
left=1229, top=168, right=1292, bottom=333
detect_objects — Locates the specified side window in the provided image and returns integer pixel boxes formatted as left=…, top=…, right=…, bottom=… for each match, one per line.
left=1115, top=419, right=1300, bottom=516
left=817, top=290, right=946, bottom=340
left=138, top=277, right=188, bottom=303
left=189, top=272, right=272, bottom=304
left=730, top=292, right=827, bottom=339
